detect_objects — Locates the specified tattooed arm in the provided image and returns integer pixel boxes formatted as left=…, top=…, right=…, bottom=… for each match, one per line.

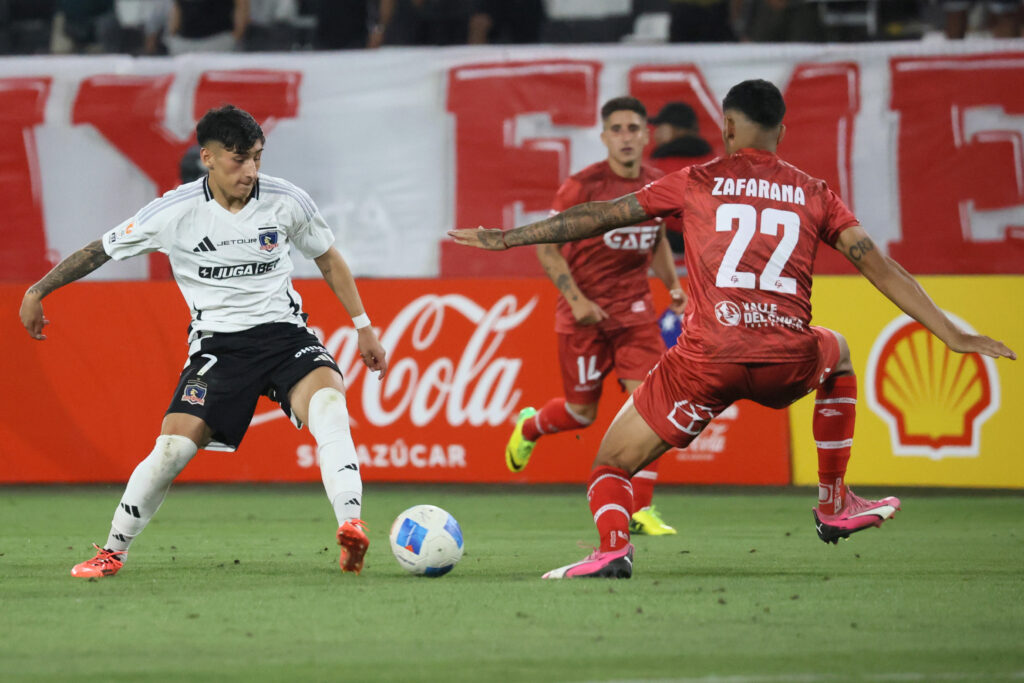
left=836, top=226, right=1015, bottom=360
left=447, top=194, right=651, bottom=251
left=20, top=239, right=112, bottom=340
left=535, top=243, right=608, bottom=325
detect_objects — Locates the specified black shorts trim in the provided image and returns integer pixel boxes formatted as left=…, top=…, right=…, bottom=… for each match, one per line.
left=167, top=322, right=341, bottom=450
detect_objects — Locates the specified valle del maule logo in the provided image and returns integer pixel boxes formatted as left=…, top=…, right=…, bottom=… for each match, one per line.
left=865, top=313, right=1000, bottom=459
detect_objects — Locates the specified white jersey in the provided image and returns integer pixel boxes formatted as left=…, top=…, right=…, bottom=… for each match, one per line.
left=102, top=174, right=334, bottom=340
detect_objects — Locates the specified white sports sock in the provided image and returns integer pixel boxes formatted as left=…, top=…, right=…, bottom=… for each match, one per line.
left=105, top=435, right=198, bottom=555
left=307, top=387, right=362, bottom=525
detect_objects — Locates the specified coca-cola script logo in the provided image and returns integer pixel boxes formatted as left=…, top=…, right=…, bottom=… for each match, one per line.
left=252, top=293, right=538, bottom=428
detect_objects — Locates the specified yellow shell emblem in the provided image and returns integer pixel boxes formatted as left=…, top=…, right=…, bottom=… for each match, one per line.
left=868, top=316, right=997, bottom=457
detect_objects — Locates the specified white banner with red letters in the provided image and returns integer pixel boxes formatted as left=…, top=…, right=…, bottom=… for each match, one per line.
left=0, top=41, right=1022, bottom=283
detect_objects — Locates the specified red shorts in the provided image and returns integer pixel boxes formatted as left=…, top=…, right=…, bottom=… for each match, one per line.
left=633, top=326, right=840, bottom=448
left=558, top=323, right=665, bottom=404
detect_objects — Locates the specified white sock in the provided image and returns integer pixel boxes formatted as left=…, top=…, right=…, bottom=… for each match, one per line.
left=307, top=387, right=362, bottom=525
left=105, top=435, right=198, bottom=555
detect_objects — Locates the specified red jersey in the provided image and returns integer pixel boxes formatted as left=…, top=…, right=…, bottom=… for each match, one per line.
left=635, top=148, right=858, bottom=363
left=551, top=161, right=665, bottom=334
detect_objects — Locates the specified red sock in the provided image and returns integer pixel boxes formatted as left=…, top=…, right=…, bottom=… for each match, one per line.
left=522, top=397, right=591, bottom=442
left=587, top=465, right=633, bottom=552
left=631, top=459, right=660, bottom=513
left=814, top=374, right=857, bottom=515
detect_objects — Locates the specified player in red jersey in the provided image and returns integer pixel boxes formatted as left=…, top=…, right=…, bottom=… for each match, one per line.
left=504, top=96, right=686, bottom=536
left=450, top=79, right=1016, bottom=579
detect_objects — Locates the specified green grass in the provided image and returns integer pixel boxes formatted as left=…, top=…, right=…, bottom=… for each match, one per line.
left=2, top=485, right=1023, bottom=682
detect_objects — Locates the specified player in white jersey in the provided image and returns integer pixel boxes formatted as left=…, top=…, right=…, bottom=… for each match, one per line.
left=19, top=105, right=387, bottom=578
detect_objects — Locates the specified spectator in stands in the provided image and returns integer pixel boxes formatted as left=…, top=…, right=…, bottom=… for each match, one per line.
left=666, top=0, right=736, bottom=42
left=467, top=0, right=546, bottom=44
left=376, top=0, right=470, bottom=46
left=738, top=0, right=823, bottom=42
left=112, top=0, right=171, bottom=55
left=51, top=0, right=119, bottom=53
left=166, top=0, right=248, bottom=55
left=649, top=102, right=715, bottom=174
left=0, top=0, right=57, bottom=54
left=540, top=0, right=632, bottom=42
left=314, top=0, right=374, bottom=49
left=943, top=0, right=1022, bottom=38
left=246, top=0, right=297, bottom=51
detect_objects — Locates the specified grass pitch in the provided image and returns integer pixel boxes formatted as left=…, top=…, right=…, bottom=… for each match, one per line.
left=1, top=485, right=1022, bottom=682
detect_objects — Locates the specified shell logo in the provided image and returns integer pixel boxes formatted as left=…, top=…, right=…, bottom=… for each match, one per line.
left=866, top=313, right=1000, bottom=460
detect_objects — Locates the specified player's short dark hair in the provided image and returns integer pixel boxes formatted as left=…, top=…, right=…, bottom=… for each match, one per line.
left=195, top=105, right=265, bottom=152
left=600, top=96, right=647, bottom=122
left=722, top=80, right=786, bottom=129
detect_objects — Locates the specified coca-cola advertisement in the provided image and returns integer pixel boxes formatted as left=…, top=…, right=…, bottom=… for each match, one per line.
left=1, top=279, right=789, bottom=484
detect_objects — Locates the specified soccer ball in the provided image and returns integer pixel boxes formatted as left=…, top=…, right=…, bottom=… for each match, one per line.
left=389, top=504, right=464, bottom=577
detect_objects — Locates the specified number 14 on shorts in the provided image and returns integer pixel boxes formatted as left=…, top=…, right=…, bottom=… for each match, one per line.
left=577, top=355, right=601, bottom=385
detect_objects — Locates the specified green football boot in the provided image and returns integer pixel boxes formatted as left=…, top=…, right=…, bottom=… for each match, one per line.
left=505, top=407, right=538, bottom=472
left=629, top=505, right=677, bottom=535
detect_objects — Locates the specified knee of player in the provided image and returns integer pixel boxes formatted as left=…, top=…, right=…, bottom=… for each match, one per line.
left=592, top=450, right=643, bottom=477
left=153, top=434, right=198, bottom=474
left=832, top=330, right=854, bottom=375
left=307, top=387, right=351, bottom=441
left=566, top=401, right=598, bottom=426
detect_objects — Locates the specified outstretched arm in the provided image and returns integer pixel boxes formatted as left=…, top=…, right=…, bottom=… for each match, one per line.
left=836, top=226, right=1016, bottom=360
left=448, top=194, right=651, bottom=250
left=20, top=239, right=112, bottom=340
left=313, top=246, right=388, bottom=379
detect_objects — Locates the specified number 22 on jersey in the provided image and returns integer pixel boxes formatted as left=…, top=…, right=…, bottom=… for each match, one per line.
left=715, top=203, right=800, bottom=294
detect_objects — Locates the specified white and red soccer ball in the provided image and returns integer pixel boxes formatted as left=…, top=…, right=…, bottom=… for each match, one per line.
left=389, top=504, right=464, bottom=577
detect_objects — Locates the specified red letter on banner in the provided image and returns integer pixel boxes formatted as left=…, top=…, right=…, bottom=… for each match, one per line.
left=72, top=70, right=301, bottom=277
left=782, top=63, right=860, bottom=274
left=447, top=60, right=601, bottom=229
left=73, top=74, right=183, bottom=191
left=73, top=70, right=301, bottom=195
left=628, top=64, right=724, bottom=162
left=890, top=54, right=1024, bottom=273
left=0, top=78, right=52, bottom=281
left=192, top=70, right=302, bottom=131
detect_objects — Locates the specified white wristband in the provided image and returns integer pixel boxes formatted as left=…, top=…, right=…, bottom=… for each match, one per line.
left=351, top=313, right=371, bottom=330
